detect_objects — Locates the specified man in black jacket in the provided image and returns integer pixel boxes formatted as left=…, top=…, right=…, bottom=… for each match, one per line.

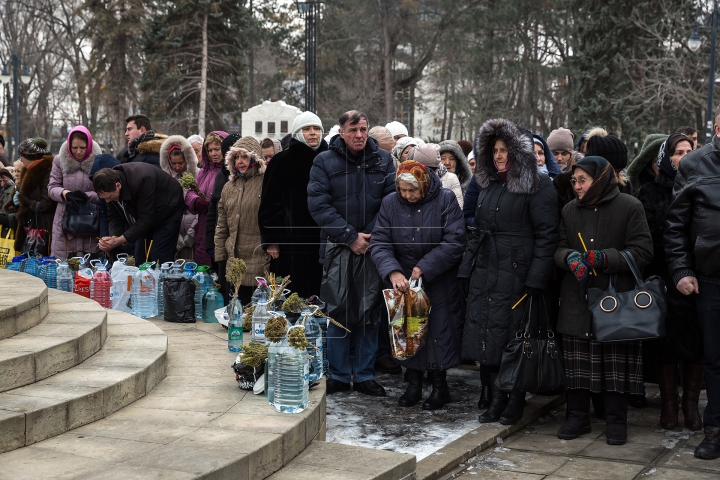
left=93, top=163, right=184, bottom=264
left=116, top=114, right=162, bottom=167
left=665, top=110, right=720, bottom=460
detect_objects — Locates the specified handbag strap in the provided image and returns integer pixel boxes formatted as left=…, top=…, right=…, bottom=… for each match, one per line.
left=619, top=250, right=646, bottom=288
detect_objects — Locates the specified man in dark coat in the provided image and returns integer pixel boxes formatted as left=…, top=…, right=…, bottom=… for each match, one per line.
left=258, top=112, right=327, bottom=298
left=459, top=118, right=559, bottom=425
left=307, top=110, right=396, bottom=396
left=665, top=115, right=720, bottom=460
left=116, top=114, right=163, bottom=167
left=93, top=163, right=184, bottom=264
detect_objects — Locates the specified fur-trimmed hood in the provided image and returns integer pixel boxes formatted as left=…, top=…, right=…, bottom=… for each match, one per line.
left=473, top=118, right=539, bottom=195
left=225, top=144, right=266, bottom=181
left=57, top=140, right=102, bottom=176
left=136, top=133, right=168, bottom=155
left=159, top=135, right=199, bottom=179
left=439, top=140, right=473, bottom=191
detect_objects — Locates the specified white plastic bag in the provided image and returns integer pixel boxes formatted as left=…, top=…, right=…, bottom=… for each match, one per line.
left=111, top=265, right=138, bottom=313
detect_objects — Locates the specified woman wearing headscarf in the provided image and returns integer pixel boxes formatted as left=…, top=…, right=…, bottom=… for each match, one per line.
left=460, top=119, right=559, bottom=426
left=371, top=160, right=466, bottom=410
left=258, top=112, right=327, bottom=298
left=391, top=137, right=418, bottom=169
left=408, top=144, right=463, bottom=208
left=439, top=140, right=473, bottom=194
left=215, top=137, right=269, bottom=305
left=626, top=134, right=667, bottom=192
left=555, top=156, right=653, bottom=445
left=187, top=135, right=204, bottom=167
left=47, top=126, right=102, bottom=258
left=187, top=130, right=228, bottom=266
left=159, top=135, right=199, bottom=261
left=636, top=133, right=703, bottom=431
left=3, top=138, right=56, bottom=256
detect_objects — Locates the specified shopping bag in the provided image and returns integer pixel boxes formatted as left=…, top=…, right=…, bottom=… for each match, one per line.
left=73, top=269, right=93, bottom=298
left=0, top=229, right=19, bottom=267
left=383, top=278, right=431, bottom=359
left=163, top=275, right=196, bottom=323
left=21, top=227, right=48, bottom=255
left=110, top=264, right=137, bottom=313
left=5, top=254, right=25, bottom=271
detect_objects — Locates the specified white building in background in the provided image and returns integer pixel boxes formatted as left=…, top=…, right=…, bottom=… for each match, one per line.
left=241, top=100, right=302, bottom=141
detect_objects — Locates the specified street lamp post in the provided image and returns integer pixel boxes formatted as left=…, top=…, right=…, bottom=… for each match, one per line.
left=295, top=1, right=320, bottom=113
left=0, top=50, right=31, bottom=160
left=688, top=0, right=719, bottom=143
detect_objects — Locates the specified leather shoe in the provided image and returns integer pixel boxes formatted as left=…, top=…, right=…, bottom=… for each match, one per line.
left=326, top=378, right=351, bottom=395
left=375, top=356, right=402, bottom=375
left=354, top=380, right=387, bottom=397
left=695, top=426, right=720, bottom=459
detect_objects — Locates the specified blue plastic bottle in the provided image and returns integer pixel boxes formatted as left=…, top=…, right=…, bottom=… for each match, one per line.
left=203, top=285, right=223, bottom=323
left=132, top=264, right=157, bottom=318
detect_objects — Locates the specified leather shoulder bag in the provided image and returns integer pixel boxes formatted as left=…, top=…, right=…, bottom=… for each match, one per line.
left=587, top=250, right=666, bottom=342
left=62, top=202, right=100, bottom=237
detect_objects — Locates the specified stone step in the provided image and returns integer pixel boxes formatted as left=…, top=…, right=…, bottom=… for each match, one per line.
left=0, top=289, right=107, bottom=393
left=0, top=270, right=49, bottom=341
left=0, top=310, right=167, bottom=454
left=266, top=441, right=416, bottom=480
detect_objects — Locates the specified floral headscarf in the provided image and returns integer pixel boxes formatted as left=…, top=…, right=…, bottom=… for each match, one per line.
left=396, top=160, right=431, bottom=198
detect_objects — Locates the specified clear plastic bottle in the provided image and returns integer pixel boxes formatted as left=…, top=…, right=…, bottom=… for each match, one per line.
left=193, top=266, right=211, bottom=319
left=90, top=260, right=112, bottom=308
left=170, top=259, right=185, bottom=275
left=157, top=262, right=172, bottom=317
left=132, top=264, right=158, bottom=318
left=203, top=285, right=224, bottom=323
left=251, top=294, right=270, bottom=343
left=227, top=298, right=243, bottom=352
left=272, top=327, right=309, bottom=414
left=56, top=260, right=74, bottom=293
left=266, top=339, right=281, bottom=405
left=302, top=309, right=324, bottom=382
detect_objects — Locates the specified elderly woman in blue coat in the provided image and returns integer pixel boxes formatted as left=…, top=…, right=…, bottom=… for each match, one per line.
left=370, top=160, right=466, bottom=410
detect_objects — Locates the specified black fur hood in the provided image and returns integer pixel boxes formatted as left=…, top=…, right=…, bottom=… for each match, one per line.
left=473, top=118, right=539, bottom=195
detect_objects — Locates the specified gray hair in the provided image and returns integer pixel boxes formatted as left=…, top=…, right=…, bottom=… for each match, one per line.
left=396, top=172, right=419, bottom=188
left=369, top=126, right=393, bottom=142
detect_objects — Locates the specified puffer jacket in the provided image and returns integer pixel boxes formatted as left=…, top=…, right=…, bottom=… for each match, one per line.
left=459, top=118, right=559, bottom=366
left=214, top=155, right=269, bottom=286
left=307, top=135, right=396, bottom=262
left=0, top=171, right=17, bottom=237
left=665, top=135, right=720, bottom=284
left=47, top=127, right=102, bottom=257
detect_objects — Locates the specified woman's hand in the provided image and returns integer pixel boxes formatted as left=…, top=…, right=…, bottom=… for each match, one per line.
left=677, top=276, right=699, bottom=296
left=389, top=270, right=409, bottom=295
left=267, top=244, right=280, bottom=259
left=411, top=266, right=423, bottom=281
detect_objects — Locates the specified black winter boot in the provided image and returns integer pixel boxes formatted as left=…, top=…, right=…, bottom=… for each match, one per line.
left=398, top=369, right=423, bottom=407
left=499, top=390, right=526, bottom=425
left=477, top=385, right=491, bottom=410
left=695, top=426, right=720, bottom=459
left=604, top=391, right=628, bottom=445
left=422, top=370, right=452, bottom=410
left=479, top=373, right=508, bottom=423
left=591, top=391, right=606, bottom=420
left=558, top=389, right=592, bottom=439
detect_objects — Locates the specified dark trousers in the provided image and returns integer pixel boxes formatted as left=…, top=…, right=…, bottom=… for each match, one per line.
left=376, top=302, right=392, bottom=360
left=134, top=216, right=182, bottom=265
left=696, top=282, right=720, bottom=427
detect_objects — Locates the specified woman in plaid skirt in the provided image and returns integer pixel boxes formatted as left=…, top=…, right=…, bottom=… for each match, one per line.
left=554, top=156, right=653, bottom=445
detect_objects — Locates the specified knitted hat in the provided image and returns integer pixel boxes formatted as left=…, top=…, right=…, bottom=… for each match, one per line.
left=89, top=153, right=120, bottom=180
left=585, top=135, right=628, bottom=170
left=408, top=144, right=440, bottom=168
left=292, top=111, right=324, bottom=136
left=547, top=127, right=574, bottom=152
left=221, top=133, right=242, bottom=158
left=187, top=134, right=204, bottom=146
left=18, top=137, right=51, bottom=160
left=231, top=136, right=263, bottom=160
left=392, top=136, right=418, bottom=160
left=457, top=140, right=473, bottom=157
left=626, top=133, right=668, bottom=190
left=385, top=121, right=408, bottom=138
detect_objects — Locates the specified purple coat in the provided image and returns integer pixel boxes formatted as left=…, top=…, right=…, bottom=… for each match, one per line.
left=48, top=126, right=101, bottom=257
left=370, top=173, right=466, bottom=371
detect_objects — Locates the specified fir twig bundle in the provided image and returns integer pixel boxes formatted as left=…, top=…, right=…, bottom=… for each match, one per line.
left=287, top=325, right=310, bottom=350
left=226, top=258, right=247, bottom=317
left=67, top=258, right=81, bottom=271
left=264, top=314, right=288, bottom=343
left=239, top=341, right=269, bottom=368
left=281, top=293, right=308, bottom=313
left=125, top=255, right=136, bottom=267
left=180, top=173, right=209, bottom=201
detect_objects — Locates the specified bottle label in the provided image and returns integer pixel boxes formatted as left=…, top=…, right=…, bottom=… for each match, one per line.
left=253, top=322, right=266, bottom=339
left=229, top=328, right=242, bottom=339
left=303, top=362, right=309, bottom=384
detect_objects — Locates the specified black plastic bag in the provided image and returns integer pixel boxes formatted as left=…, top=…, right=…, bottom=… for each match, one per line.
left=163, top=275, right=196, bottom=323
left=320, top=241, right=382, bottom=328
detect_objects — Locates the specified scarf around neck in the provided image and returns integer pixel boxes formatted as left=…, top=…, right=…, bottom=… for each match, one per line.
left=128, top=130, right=155, bottom=158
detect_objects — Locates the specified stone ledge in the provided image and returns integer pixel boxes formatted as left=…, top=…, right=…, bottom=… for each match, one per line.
left=0, top=270, right=48, bottom=341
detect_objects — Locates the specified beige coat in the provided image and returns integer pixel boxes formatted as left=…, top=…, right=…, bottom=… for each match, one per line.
left=214, top=159, right=269, bottom=286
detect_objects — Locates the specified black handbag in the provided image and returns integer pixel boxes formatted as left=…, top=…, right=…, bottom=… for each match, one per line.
left=495, top=296, right=566, bottom=393
left=62, top=202, right=100, bottom=237
left=587, top=250, right=666, bottom=342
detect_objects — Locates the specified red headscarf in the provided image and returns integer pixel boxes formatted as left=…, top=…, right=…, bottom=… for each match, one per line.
left=396, top=160, right=431, bottom=197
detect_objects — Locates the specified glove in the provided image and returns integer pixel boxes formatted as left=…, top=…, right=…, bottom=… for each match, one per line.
left=176, top=235, right=184, bottom=251
left=458, top=278, right=469, bottom=300
left=525, top=287, right=543, bottom=297
left=582, top=250, right=608, bottom=270
left=183, top=235, right=195, bottom=248
left=194, top=197, right=210, bottom=214
left=13, top=191, right=19, bottom=206
left=566, top=251, right=589, bottom=282
left=65, top=191, right=88, bottom=211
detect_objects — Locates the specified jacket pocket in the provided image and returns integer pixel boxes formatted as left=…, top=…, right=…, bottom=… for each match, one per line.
left=511, top=246, right=528, bottom=282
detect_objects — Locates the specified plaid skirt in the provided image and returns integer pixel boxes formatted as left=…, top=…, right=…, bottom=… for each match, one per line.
left=562, top=336, right=643, bottom=394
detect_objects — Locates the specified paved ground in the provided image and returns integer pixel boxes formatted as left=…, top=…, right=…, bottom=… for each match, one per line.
left=446, top=385, right=719, bottom=479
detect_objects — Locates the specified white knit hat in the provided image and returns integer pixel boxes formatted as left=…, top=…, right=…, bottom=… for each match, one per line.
left=385, top=121, right=408, bottom=138
left=187, top=134, right=204, bottom=146
left=292, top=111, right=324, bottom=136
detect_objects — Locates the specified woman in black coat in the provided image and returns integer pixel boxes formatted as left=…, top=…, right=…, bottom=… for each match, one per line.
left=371, top=160, right=466, bottom=410
left=459, top=119, right=559, bottom=425
left=555, top=156, right=653, bottom=446
left=636, top=133, right=703, bottom=431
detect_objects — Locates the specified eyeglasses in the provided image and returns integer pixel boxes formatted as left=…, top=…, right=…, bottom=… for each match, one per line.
left=570, top=177, right=589, bottom=185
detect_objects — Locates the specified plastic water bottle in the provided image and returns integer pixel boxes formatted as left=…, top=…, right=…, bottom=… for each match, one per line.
left=57, top=261, right=74, bottom=292
left=182, top=261, right=197, bottom=279
left=170, top=259, right=185, bottom=275
left=227, top=298, right=243, bottom=352
left=193, top=266, right=211, bottom=319
left=302, top=309, right=324, bottom=382
left=266, top=339, right=280, bottom=405
left=157, top=262, right=172, bottom=317
left=90, top=261, right=112, bottom=308
left=132, top=264, right=157, bottom=318
left=272, top=328, right=309, bottom=414
left=203, top=285, right=223, bottom=323
left=251, top=294, right=270, bottom=343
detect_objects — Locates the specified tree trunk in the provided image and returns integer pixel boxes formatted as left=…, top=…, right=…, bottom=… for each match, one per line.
left=441, top=82, right=448, bottom=140
left=247, top=0, right=254, bottom=107
left=198, top=11, right=208, bottom=137
left=378, top=0, right=393, bottom=123
left=447, top=84, right=454, bottom=140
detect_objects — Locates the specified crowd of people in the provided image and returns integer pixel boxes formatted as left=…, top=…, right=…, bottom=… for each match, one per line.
left=1, top=107, right=719, bottom=461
